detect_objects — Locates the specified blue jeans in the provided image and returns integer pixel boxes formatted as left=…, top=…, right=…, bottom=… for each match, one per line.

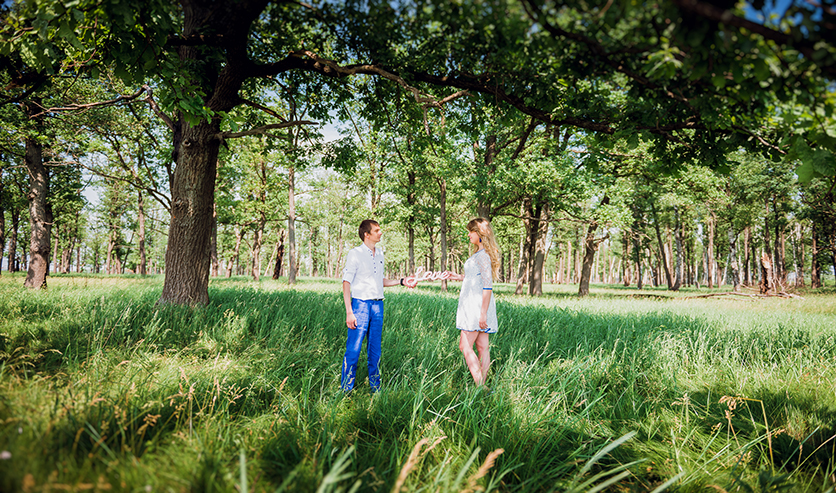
left=341, top=298, right=384, bottom=392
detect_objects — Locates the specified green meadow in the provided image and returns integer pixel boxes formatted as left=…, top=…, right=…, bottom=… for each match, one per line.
left=1, top=274, right=836, bottom=492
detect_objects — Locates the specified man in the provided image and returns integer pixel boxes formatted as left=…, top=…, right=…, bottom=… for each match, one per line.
left=341, top=219, right=412, bottom=392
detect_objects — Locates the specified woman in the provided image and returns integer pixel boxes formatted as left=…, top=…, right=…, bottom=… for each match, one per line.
left=446, top=217, right=500, bottom=388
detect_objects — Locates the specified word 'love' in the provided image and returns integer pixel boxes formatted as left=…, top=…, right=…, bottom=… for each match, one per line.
left=412, top=267, right=451, bottom=282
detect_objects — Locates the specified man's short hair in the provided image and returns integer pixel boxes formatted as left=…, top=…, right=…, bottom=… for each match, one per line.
left=359, top=219, right=379, bottom=242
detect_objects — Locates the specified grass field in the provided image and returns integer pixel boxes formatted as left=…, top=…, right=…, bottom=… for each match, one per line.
left=1, top=273, right=835, bottom=492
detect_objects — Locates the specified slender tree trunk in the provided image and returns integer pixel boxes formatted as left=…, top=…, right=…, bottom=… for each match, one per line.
left=529, top=203, right=549, bottom=296
left=8, top=209, right=19, bottom=273
left=288, top=165, right=297, bottom=285
left=24, top=133, right=51, bottom=289
left=706, top=211, right=716, bottom=289
left=793, top=222, right=803, bottom=287
left=0, top=175, right=4, bottom=276
left=407, top=170, right=416, bottom=274
left=272, top=229, right=286, bottom=279
left=622, top=230, right=631, bottom=286
left=515, top=198, right=532, bottom=295
left=672, top=206, right=683, bottom=291
left=579, top=224, right=601, bottom=297
left=743, top=226, right=751, bottom=286
left=763, top=201, right=775, bottom=292
left=210, top=202, right=219, bottom=277
left=650, top=201, right=673, bottom=289
left=729, top=226, right=741, bottom=292
left=632, top=210, right=644, bottom=290
left=811, top=222, right=821, bottom=288
left=439, top=178, right=448, bottom=292
left=229, top=226, right=244, bottom=278
left=137, top=190, right=147, bottom=276
left=476, top=134, right=496, bottom=219
left=252, top=213, right=265, bottom=281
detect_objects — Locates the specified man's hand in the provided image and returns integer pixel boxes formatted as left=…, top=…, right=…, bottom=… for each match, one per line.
left=403, top=276, right=418, bottom=288
left=346, top=313, right=357, bottom=329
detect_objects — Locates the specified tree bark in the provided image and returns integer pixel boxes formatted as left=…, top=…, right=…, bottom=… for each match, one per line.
left=631, top=208, right=644, bottom=290
left=8, top=208, right=19, bottom=272
left=476, top=134, right=496, bottom=219
left=138, top=190, right=147, bottom=276
left=529, top=202, right=549, bottom=296
left=438, top=177, right=448, bottom=292
left=793, top=222, right=804, bottom=287
left=272, top=229, right=286, bottom=279
left=672, top=206, right=683, bottom=291
left=650, top=201, right=673, bottom=289
left=622, top=229, right=631, bottom=286
left=728, top=226, right=741, bottom=292
left=159, top=119, right=219, bottom=303
left=24, top=132, right=52, bottom=289
left=0, top=177, right=4, bottom=276
left=706, top=211, right=716, bottom=289
left=407, top=170, right=416, bottom=274
left=759, top=252, right=774, bottom=294
left=579, top=196, right=610, bottom=297
left=811, top=222, right=821, bottom=288
left=252, top=211, right=265, bottom=281
left=515, top=198, right=532, bottom=295
left=228, top=225, right=244, bottom=278
left=579, top=224, right=607, bottom=297
left=210, top=202, right=219, bottom=277
left=288, top=165, right=297, bottom=285
left=743, top=226, right=751, bottom=286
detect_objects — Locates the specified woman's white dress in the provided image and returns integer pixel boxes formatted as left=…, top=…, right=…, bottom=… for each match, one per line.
left=456, top=249, right=498, bottom=333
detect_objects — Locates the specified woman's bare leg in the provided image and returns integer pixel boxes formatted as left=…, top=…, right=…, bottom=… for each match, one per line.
left=475, top=332, right=490, bottom=385
left=459, top=330, right=484, bottom=385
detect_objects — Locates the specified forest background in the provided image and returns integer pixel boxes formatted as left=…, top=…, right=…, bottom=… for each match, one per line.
left=2, top=0, right=836, bottom=491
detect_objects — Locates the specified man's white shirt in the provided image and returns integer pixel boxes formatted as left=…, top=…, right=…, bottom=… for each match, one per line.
left=342, top=243, right=385, bottom=300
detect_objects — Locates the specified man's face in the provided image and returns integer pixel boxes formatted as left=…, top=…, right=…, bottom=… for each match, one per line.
left=367, top=224, right=383, bottom=243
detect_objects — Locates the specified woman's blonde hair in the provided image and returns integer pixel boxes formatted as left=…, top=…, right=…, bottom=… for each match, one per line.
left=467, top=217, right=501, bottom=280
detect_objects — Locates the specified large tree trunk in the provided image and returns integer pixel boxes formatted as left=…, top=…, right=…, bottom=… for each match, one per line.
left=24, top=133, right=51, bottom=289
left=159, top=119, right=220, bottom=304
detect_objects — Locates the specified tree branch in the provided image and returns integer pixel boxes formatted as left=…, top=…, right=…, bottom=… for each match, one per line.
left=27, top=85, right=150, bottom=119
left=216, top=120, right=317, bottom=140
